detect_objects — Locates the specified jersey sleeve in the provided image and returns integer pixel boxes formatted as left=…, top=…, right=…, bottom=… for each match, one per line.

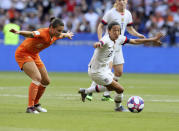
left=32, top=30, right=44, bottom=38
left=56, top=35, right=64, bottom=40
left=127, top=11, right=133, bottom=26
left=101, top=11, right=111, bottom=25
left=117, top=35, right=130, bottom=45
left=99, top=35, right=108, bottom=46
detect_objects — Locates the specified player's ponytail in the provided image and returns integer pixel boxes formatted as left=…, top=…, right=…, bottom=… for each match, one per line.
left=50, top=17, right=56, bottom=23
left=49, top=17, right=64, bottom=28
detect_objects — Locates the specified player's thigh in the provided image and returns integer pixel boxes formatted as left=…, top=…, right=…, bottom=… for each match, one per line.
left=23, top=61, right=41, bottom=82
left=106, top=80, right=124, bottom=94
left=88, top=71, right=114, bottom=86
left=109, top=61, right=113, bottom=69
left=113, top=64, right=123, bottom=76
left=33, top=55, right=45, bottom=69
left=113, top=49, right=124, bottom=66
left=38, top=66, right=50, bottom=85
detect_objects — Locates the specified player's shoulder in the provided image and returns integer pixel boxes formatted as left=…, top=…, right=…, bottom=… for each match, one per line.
left=32, top=27, right=49, bottom=38
left=118, top=35, right=126, bottom=39
left=105, top=8, right=115, bottom=15
left=101, top=34, right=110, bottom=42
left=35, top=28, right=49, bottom=35
left=125, top=9, right=132, bottom=15
left=117, top=35, right=127, bottom=42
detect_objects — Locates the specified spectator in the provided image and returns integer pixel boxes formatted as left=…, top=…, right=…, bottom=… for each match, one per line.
left=167, top=22, right=178, bottom=47
left=0, top=0, right=178, bottom=47
left=3, top=18, right=20, bottom=45
left=84, top=8, right=99, bottom=33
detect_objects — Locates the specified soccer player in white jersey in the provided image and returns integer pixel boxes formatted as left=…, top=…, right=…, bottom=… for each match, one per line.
left=79, top=21, right=163, bottom=111
left=86, top=0, right=145, bottom=101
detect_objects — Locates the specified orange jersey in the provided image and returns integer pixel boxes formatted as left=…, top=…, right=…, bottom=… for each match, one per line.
left=15, top=28, right=63, bottom=69
left=17, top=28, right=63, bottom=54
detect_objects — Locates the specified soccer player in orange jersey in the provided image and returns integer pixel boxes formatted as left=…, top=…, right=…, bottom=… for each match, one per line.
left=10, top=17, right=74, bottom=114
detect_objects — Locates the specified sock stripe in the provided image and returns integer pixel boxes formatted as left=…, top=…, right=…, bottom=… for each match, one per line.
left=32, top=80, right=40, bottom=86
left=95, top=85, right=100, bottom=92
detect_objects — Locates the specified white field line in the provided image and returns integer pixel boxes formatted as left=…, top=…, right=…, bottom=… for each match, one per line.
left=0, top=86, right=27, bottom=89
left=0, top=93, right=179, bottom=102
left=151, top=100, right=179, bottom=102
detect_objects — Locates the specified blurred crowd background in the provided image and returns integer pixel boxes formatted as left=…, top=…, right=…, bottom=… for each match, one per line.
left=0, top=0, right=179, bottom=46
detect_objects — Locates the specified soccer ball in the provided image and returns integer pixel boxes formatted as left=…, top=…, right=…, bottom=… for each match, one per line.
left=127, top=96, right=144, bottom=113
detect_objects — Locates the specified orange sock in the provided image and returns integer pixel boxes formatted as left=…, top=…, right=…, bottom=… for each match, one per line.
left=34, top=85, right=46, bottom=105
left=28, top=82, right=39, bottom=107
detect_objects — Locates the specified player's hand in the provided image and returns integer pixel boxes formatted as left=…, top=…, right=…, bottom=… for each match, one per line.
left=152, top=40, right=162, bottom=47
left=9, top=29, right=19, bottom=34
left=93, top=42, right=103, bottom=48
left=138, top=34, right=145, bottom=38
left=154, top=32, right=164, bottom=41
left=66, top=31, right=74, bottom=39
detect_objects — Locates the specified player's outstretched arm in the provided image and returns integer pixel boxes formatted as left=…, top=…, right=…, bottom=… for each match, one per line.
left=129, top=32, right=163, bottom=46
left=61, top=31, right=74, bottom=39
left=127, top=26, right=145, bottom=38
left=93, top=42, right=103, bottom=48
left=9, top=28, right=34, bottom=38
left=97, top=23, right=104, bottom=40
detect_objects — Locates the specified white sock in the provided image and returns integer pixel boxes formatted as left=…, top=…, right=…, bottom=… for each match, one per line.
left=103, top=91, right=110, bottom=96
left=114, top=76, right=120, bottom=82
left=85, top=81, right=107, bottom=94
left=114, top=93, right=123, bottom=108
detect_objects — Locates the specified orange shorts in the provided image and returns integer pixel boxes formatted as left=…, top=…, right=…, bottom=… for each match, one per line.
left=15, top=49, right=44, bottom=70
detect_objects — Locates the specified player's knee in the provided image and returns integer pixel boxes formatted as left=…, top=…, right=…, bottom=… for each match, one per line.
left=33, top=76, right=42, bottom=83
left=114, top=71, right=123, bottom=77
left=116, top=86, right=124, bottom=94
left=41, top=78, right=50, bottom=86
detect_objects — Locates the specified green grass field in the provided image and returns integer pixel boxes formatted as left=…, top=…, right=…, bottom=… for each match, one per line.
left=0, top=72, right=179, bottom=131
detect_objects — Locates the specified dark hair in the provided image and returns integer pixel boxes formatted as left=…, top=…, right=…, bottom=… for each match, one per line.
left=9, top=18, right=15, bottom=23
left=49, top=17, right=64, bottom=28
left=108, top=21, right=120, bottom=30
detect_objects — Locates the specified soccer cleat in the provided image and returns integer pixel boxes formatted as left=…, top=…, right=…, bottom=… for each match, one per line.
left=86, top=93, right=93, bottom=101
left=86, top=95, right=93, bottom=101
left=26, top=106, right=39, bottom=114
left=115, top=106, right=129, bottom=112
left=101, top=95, right=114, bottom=102
left=34, top=104, right=47, bottom=112
left=78, top=88, right=87, bottom=102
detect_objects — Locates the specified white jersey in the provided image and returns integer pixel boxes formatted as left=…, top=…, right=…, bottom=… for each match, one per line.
left=88, top=35, right=129, bottom=73
left=102, top=8, right=133, bottom=35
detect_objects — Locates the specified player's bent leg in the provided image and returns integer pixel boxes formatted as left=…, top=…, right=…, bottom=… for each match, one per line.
left=86, top=81, right=113, bottom=101
left=105, top=80, right=124, bottom=94
left=23, top=62, right=42, bottom=82
left=23, top=62, right=42, bottom=114
left=33, top=66, right=50, bottom=112
left=79, top=84, right=108, bottom=102
left=105, top=80, right=128, bottom=112
left=38, top=66, right=50, bottom=86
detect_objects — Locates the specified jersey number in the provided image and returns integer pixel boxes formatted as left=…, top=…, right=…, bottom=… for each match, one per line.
left=107, top=51, right=113, bottom=57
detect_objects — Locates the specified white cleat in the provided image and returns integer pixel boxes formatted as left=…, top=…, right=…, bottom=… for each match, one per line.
left=26, top=107, right=39, bottom=114
left=115, top=106, right=129, bottom=112
left=34, top=104, right=47, bottom=113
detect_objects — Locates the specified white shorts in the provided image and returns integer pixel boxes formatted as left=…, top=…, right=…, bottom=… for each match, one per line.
left=88, top=69, right=114, bottom=86
left=113, top=45, right=124, bottom=65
